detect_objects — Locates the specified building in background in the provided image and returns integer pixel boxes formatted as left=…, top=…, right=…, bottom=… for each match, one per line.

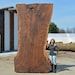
left=0, top=7, right=18, bottom=52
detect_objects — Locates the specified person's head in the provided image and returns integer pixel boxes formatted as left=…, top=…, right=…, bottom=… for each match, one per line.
left=49, top=39, right=55, bottom=45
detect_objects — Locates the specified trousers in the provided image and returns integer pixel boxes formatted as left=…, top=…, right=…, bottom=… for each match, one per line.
left=49, top=55, right=56, bottom=65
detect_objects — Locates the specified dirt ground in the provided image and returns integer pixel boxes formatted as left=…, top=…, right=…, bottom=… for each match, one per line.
left=0, top=51, right=75, bottom=75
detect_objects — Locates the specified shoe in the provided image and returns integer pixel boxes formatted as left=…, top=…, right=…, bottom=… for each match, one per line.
left=49, top=64, right=53, bottom=72
left=53, top=65, right=56, bottom=73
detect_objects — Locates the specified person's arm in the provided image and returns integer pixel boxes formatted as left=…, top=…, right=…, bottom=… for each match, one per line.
left=46, top=43, right=49, bottom=50
left=56, top=46, right=58, bottom=55
left=47, top=44, right=50, bottom=50
left=46, top=41, right=49, bottom=50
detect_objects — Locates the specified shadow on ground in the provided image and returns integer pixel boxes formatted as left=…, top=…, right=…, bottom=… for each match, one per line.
left=57, top=64, right=75, bottom=72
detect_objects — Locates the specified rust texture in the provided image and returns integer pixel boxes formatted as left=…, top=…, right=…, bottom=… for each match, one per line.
left=14, top=4, right=53, bottom=73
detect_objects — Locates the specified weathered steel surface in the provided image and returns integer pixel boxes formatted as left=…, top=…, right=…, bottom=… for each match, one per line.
left=14, top=4, right=53, bottom=73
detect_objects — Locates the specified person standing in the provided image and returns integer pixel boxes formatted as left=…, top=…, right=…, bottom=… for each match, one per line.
left=48, top=39, right=58, bottom=73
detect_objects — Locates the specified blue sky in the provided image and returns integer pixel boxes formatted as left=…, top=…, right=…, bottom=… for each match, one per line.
left=0, top=0, right=75, bottom=30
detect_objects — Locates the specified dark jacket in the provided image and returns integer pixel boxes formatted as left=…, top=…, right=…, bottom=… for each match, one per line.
left=48, top=44, right=58, bottom=55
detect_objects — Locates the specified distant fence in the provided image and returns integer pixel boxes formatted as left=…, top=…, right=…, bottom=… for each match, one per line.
left=0, top=34, right=1, bottom=52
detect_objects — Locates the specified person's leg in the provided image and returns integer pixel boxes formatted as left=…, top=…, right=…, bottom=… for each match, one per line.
left=53, top=55, right=56, bottom=65
left=49, top=55, right=53, bottom=72
left=53, top=55, right=57, bottom=73
left=49, top=55, right=52, bottom=63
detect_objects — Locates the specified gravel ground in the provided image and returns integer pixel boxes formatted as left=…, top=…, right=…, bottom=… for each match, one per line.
left=0, top=51, right=75, bottom=75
